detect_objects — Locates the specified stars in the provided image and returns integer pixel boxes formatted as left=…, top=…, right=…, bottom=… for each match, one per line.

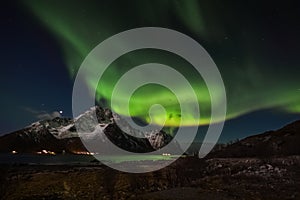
left=59, top=110, right=63, bottom=114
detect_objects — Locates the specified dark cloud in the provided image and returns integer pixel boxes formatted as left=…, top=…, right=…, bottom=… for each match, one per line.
left=23, top=107, right=61, bottom=120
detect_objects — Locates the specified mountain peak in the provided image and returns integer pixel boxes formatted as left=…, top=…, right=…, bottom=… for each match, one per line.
left=0, top=106, right=181, bottom=154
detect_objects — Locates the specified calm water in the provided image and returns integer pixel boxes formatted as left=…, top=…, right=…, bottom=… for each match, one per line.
left=0, top=154, right=176, bottom=165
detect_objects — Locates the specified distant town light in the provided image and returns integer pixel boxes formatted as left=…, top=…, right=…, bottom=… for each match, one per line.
left=73, top=151, right=96, bottom=155
left=37, top=150, right=56, bottom=155
left=11, top=150, right=17, bottom=154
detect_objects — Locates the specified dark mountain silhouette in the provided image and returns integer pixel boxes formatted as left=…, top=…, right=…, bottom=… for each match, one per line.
left=208, top=120, right=300, bottom=158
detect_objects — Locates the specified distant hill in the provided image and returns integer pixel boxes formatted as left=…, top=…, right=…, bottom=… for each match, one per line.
left=208, top=120, right=300, bottom=158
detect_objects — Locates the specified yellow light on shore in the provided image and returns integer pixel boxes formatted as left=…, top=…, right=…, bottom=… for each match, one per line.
left=37, top=150, right=56, bottom=155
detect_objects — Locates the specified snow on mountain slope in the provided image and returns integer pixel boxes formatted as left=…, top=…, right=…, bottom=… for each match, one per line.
left=0, top=106, right=182, bottom=154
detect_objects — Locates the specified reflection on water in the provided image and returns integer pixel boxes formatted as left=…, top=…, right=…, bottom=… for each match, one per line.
left=0, top=154, right=176, bottom=165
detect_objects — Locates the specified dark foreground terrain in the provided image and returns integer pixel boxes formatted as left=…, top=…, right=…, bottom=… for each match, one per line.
left=1, top=120, right=300, bottom=199
left=1, top=156, right=299, bottom=200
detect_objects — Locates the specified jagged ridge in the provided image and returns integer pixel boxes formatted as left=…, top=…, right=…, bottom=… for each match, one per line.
left=0, top=106, right=181, bottom=154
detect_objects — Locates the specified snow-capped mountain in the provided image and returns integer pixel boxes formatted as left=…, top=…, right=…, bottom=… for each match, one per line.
left=0, top=106, right=181, bottom=154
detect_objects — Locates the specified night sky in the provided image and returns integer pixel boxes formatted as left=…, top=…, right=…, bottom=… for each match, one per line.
left=1, top=1, right=299, bottom=143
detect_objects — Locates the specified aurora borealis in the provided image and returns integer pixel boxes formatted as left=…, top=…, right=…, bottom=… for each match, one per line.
left=1, top=1, right=299, bottom=140
left=22, top=0, right=300, bottom=127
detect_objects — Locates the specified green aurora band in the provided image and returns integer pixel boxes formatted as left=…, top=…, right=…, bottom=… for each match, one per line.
left=25, top=0, right=300, bottom=127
